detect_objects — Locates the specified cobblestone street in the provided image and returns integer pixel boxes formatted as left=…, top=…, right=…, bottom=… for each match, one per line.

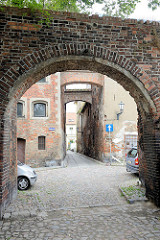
left=1, top=152, right=160, bottom=239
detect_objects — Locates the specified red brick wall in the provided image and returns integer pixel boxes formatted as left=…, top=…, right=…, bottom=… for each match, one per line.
left=77, top=85, right=104, bottom=160
left=61, top=71, right=104, bottom=86
left=17, top=74, right=62, bottom=167
left=0, top=6, right=160, bottom=217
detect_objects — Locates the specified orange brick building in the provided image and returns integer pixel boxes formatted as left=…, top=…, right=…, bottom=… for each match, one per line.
left=17, top=74, right=64, bottom=167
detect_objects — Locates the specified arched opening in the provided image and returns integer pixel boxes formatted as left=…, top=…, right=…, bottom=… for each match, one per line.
left=63, top=75, right=138, bottom=164
left=66, top=102, right=79, bottom=152
left=0, top=53, right=159, bottom=218
left=62, top=79, right=104, bottom=160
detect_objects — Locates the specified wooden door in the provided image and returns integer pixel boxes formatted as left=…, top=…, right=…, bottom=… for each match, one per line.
left=17, top=138, right=26, bottom=163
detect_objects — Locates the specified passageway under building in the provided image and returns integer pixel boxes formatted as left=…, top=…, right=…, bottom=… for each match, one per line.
left=0, top=7, right=159, bottom=218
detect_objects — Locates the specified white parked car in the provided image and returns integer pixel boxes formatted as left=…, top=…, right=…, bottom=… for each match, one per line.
left=126, top=147, right=139, bottom=174
left=17, top=161, right=37, bottom=190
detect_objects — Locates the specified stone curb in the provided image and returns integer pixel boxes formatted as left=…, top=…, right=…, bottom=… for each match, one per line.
left=2, top=209, right=50, bottom=221
left=119, top=187, right=148, bottom=204
left=34, top=165, right=66, bottom=172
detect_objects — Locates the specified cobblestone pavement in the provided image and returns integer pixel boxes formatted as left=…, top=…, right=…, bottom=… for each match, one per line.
left=1, top=152, right=160, bottom=239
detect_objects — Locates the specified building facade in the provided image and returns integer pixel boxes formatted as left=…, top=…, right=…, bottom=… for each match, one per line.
left=76, top=74, right=138, bottom=162
left=17, top=73, right=64, bottom=167
left=102, top=76, right=138, bottom=161
left=17, top=71, right=138, bottom=167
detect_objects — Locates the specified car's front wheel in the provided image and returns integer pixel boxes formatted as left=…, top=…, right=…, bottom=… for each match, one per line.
left=18, top=177, right=30, bottom=190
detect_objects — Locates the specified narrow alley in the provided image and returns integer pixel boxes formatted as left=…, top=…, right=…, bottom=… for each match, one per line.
left=64, top=151, right=99, bottom=167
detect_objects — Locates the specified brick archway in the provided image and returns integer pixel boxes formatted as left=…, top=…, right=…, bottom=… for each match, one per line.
left=4, top=46, right=157, bottom=113
left=0, top=7, right=160, bottom=217
left=1, top=48, right=159, bottom=216
left=64, top=91, right=92, bottom=105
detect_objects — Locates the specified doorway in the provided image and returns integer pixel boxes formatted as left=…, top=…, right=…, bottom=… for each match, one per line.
left=17, top=138, right=26, bottom=163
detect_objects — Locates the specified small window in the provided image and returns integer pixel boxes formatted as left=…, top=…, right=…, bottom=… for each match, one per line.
left=17, top=102, right=24, bottom=118
left=38, top=136, right=45, bottom=150
left=38, top=78, right=46, bottom=83
left=34, top=103, right=46, bottom=117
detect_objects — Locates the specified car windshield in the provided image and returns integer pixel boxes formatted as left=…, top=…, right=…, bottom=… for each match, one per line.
left=18, top=161, right=24, bottom=166
left=128, top=149, right=137, bottom=158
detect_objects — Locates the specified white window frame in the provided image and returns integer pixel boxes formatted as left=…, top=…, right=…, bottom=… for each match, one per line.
left=30, top=98, right=50, bottom=119
left=17, top=98, right=27, bottom=119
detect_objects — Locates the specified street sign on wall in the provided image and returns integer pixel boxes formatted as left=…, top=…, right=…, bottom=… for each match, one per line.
left=49, top=127, right=55, bottom=131
left=106, top=124, right=113, bottom=132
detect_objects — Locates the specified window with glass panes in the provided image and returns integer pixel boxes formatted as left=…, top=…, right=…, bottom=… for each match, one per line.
left=34, top=103, right=46, bottom=117
left=38, top=136, right=45, bottom=150
left=17, top=102, right=24, bottom=117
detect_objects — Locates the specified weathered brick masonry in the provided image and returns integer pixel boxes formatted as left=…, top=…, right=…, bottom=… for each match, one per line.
left=0, top=6, right=160, bottom=217
left=61, top=71, right=103, bottom=105
left=63, top=89, right=92, bottom=104
left=61, top=71, right=104, bottom=159
left=17, top=74, right=63, bottom=167
left=76, top=84, right=103, bottom=159
left=60, top=71, right=104, bottom=86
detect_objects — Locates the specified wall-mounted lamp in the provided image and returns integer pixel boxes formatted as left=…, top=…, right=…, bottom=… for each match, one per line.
left=117, top=101, right=125, bottom=120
